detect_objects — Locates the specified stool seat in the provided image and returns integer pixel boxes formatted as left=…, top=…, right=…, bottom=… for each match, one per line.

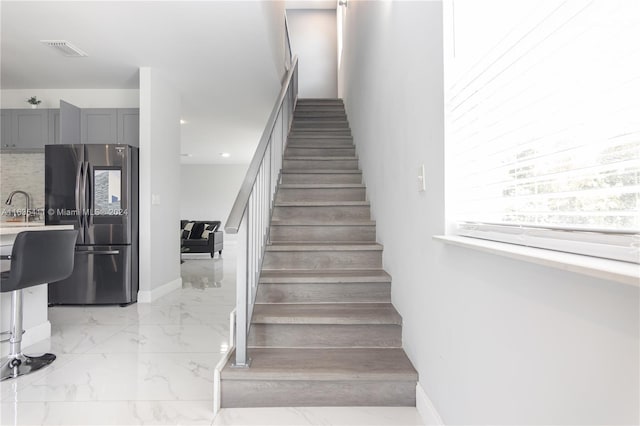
left=1, top=229, right=77, bottom=381
left=0, top=230, right=78, bottom=293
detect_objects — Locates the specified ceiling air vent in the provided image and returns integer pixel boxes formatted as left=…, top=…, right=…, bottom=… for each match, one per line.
left=40, top=40, right=88, bottom=57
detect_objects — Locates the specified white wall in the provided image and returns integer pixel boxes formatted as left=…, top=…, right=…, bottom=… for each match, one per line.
left=262, top=1, right=287, bottom=78
left=339, top=2, right=639, bottom=425
left=1, top=89, right=139, bottom=109
left=180, top=164, right=248, bottom=232
left=287, top=9, right=337, bottom=98
left=138, top=67, right=182, bottom=302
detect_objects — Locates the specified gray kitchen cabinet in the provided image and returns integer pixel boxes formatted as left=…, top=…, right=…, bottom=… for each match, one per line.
left=117, top=108, right=139, bottom=146
left=60, top=100, right=81, bottom=145
left=13, top=110, right=49, bottom=150
left=81, top=109, right=117, bottom=144
left=48, top=109, right=60, bottom=144
left=1, top=110, right=11, bottom=149
left=0, top=107, right=140, bottom=150
left=3, top=109, right=49, bottom=151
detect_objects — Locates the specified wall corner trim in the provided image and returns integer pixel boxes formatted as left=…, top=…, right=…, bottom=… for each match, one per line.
left=416, top=383, right=445, bottom=425
left=137, top=277, right=182, bottom=303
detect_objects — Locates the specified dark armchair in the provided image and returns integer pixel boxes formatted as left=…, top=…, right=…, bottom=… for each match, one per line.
left=180, top=220, right=223, bottom=258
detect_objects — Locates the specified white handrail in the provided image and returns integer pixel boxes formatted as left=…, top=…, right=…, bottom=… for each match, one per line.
left=224, top=57, right=298, bottom=367
left=285, top=12, right=293, bottom=71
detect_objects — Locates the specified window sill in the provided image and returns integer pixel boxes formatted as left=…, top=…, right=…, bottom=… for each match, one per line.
left=433, top=235, right=639, bottom=287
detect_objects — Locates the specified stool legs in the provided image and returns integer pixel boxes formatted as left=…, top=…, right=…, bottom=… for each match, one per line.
left=1, top=289, right=56, bottom=381
left=9, top=288, right=24, bottom=357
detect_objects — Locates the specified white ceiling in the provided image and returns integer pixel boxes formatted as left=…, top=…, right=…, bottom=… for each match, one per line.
left=1, top=1, right=286, bottom=164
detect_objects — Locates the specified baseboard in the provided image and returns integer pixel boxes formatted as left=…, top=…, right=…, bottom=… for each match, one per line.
left=137, top=277, right=182, bottom=303
left=213, top=309, right=236, bottom=417
left=416, top=382, right=445, bottom=425
left=213, top=343, right=234, bottom=417
left=1, top=320, right=51, bottom=357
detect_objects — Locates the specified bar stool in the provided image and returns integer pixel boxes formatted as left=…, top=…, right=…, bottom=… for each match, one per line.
left=0, top=229, right=77, bottom=381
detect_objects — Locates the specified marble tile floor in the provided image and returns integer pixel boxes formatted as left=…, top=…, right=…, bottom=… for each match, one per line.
left=1, top=251, right=234, bottom=425
left=212, top=407, right=424, bottom=426
left=0, top=246, right=424, bottom=425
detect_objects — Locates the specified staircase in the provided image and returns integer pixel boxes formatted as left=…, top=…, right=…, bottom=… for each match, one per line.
left=220, top=98, right=418, bottom=407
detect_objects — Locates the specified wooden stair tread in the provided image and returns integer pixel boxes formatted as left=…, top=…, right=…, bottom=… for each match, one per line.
left=293, top=118, right=349, bottom=124
left=286, top=144, right=354, bottom=149
left=288, top=134, right=352, bottom=137
left=266, top=243, right=382, bottom=251
left=278, top=183, right=365, bottom=189
left=297, top=98, right=344, bottom=101
left=284, top=156, right=357, bottom=160
left=288, top=137, right=353, bottom=141
left=295, top=107, right=345, bottom=110
left=294, top=108, right=346, bottom=111
left=282, top=169, right=361, bottom=174
left=252, top=303, right=401, bottom=325
left=270, top=219, right=375, bottom=226
left=293, top=114, right=347, bottom=117
left=221, top=348, right=416, bottom=381
left=260, top=269, right=391, bottom=283
left=274, top=200, right=369, bottom=206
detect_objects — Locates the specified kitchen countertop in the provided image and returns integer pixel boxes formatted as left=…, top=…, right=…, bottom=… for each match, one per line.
left=0, top=222, right=73, bottom=237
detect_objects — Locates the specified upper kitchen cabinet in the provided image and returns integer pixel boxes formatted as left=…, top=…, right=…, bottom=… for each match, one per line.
left=1, top=110, right=11, bottom=148
left=81, top=109, right=117, bottom=144
left=1, top=109, right=49, bottom=151
left=117, top=109, right=140, bottom=146
left=48, top=109, right=60, bottom=145
left=81, top=108, right=139, bottom=146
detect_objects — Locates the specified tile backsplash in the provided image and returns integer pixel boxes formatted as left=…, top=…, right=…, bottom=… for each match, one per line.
left=0, top=153, right=45, bottom=219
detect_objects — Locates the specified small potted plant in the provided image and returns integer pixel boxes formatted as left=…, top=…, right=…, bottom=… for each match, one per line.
left=26, top=96, right=42, bottom=109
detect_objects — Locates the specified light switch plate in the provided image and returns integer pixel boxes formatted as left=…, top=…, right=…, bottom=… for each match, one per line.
left=152, top=194, right=161, bottom=205
left=418, top=164, right=426, bottom=192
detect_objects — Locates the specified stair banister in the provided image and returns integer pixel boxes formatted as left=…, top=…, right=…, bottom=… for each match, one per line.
left=284, top=13, right=293, bottom=71
left=225, top=57, right=298, bottom=368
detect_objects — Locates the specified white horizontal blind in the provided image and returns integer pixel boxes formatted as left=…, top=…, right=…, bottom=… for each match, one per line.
left=445, top=0, right=640, bottom=263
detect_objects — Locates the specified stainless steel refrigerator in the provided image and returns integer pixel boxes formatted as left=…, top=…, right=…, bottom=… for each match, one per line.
left=45, top=144, right=139, bottom=305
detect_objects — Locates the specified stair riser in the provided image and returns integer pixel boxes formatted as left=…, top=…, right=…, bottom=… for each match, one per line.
left=286, top=147, right=355, bottom=157
left=296, top=101, right=344, bottom=111
left=291, top=130, right=352, bottom=136
left=293, top=111, right=346, bottom=117
left=282, top=173, right=362, bottom=184
left=262, top=249, right=382, bottom=270
left=221, top=380, right=415, bottom=408
left=295, top=105, right=344, bottom=109
left=292, top=128, right=351, bottom=133
left=248, top=324, right=401, bottom=348
left=273, top=205, right=370, bottom=221
left=297, top=99, right=344, bottom=103
left=287, top=138, right=353, bottom=145
left=256, top=282, right=391, bottom=304
left=284, top=159, right=358, bottom=170
left=270, top=225, right=375, bottom=242
left=293, top=121, right=349, bottom=129
left=275, top=188, right=365, bottom=202
left=296, top=104, right=344, bottom=108
left=294, top=114, right=347, bottom=120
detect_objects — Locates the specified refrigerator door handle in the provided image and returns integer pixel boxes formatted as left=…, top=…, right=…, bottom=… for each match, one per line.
left=76, top=250, right=120, bottom=256
left=75, top=160, right=84, bottom=229
left=85, top=161, right=92, bottom=225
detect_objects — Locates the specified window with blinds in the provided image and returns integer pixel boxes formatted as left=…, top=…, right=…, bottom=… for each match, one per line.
left=445, top=0, right=639, bottom=263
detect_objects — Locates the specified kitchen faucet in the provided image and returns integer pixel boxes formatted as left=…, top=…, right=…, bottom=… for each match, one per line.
left=5, top=190, right=31, bottom=222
